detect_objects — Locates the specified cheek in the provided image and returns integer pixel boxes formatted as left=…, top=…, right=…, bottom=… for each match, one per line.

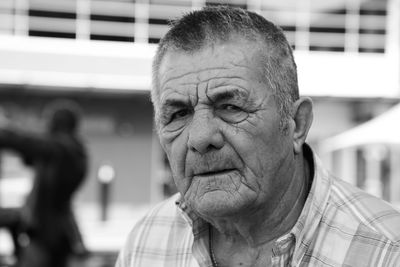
left=224, top=121, right=289, bottom=175
left=161, top=132, right=191, bottom=193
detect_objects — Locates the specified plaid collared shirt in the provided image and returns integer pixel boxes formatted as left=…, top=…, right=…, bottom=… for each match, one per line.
left=116, top=149, right=400, bottom=267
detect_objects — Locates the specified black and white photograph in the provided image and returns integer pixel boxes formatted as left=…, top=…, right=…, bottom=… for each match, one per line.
left=0, top=0, right=399, bottom=266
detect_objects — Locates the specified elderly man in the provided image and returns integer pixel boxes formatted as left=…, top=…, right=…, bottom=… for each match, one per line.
left=117, top=6, right=400, bottom=267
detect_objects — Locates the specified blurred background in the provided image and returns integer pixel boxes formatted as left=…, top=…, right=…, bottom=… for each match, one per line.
left=0, top=0, right=398, bottom=266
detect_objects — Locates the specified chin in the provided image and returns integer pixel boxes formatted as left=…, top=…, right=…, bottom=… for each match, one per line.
left=191, top=190, right=251, bottom=219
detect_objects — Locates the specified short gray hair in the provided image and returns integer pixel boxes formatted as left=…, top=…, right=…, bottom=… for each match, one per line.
left=151, top=6, right=299, bottom=131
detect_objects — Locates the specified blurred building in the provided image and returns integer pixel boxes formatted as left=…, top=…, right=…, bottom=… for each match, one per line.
left=0, top=0, right=399, bottom=253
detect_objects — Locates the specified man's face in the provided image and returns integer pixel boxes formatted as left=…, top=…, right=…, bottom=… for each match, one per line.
left=156, top=39, right=296, bottom=219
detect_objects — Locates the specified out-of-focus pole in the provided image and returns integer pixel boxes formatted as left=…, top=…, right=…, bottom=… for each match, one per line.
left=390, top=147, right=400, bottom=204
left=364, top=146, right=384, bottom=198
left=338, top=148, right=357, bottom=185
left=134, top=0, right=149, bottom=43
left=76, top=0, right=90, bottom=40
left=386, top=0, right=400, bottom=94
left=14, top=0, right=28, bottom=36
left=97, top=164, right=115, bottom=222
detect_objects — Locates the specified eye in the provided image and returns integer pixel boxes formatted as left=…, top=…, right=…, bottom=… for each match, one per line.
left=221, top=104, right=242, bottom=112
left=162, top=108, right=192, bottom=132
left=216, top=104, right=248, bottom=123
left=170, top=109, right=190, bottom=122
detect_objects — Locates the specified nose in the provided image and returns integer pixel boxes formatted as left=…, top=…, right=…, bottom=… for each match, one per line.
left=187, top=109, right=224, bottom=154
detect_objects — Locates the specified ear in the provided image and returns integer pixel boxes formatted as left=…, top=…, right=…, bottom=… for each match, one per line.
left=292, top=97, right=313, bottom=154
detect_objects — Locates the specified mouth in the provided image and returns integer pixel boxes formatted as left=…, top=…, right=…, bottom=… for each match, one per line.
left=194, top=168, right=237, bottom=177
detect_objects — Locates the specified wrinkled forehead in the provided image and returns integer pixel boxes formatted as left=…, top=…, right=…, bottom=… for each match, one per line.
left=157, top=41, right=266, bottom=101
left=160, top=45, right=248, bottom=77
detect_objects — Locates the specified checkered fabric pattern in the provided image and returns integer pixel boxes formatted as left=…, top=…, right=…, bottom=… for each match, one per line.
left=116, top=149, right=400, bottom=267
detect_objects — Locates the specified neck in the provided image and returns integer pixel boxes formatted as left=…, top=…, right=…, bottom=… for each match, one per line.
left=209, top=153, right=310, bottom=248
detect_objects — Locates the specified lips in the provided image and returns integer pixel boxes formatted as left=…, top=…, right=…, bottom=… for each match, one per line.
left=186, top=152, right=240, bottom=178
left=193, top=168, right=237, bottom=177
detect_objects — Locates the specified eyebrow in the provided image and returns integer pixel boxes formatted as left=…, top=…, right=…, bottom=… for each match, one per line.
left=159, top=99, right=190, bottom=118
left=209, top=88, right=250, bottom=104
left=161, top=98, right=189, bottom=108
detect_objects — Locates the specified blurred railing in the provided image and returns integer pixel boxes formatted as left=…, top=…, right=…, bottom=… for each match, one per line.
left=0, top=0, right=391, bottom=53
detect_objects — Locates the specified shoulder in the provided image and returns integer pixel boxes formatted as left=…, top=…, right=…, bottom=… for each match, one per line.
left=116, top=193, right=193, bottom=266
left=54, top=134, right=86, bottom=157
left=130, top=193, right=187, bottom=232
left=327, top=176, right=400, bottom=243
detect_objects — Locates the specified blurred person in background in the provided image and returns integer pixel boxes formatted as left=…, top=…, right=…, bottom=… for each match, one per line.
left=0, top=100, right=88, bottom=267
left=116, top=6, right=400, bottom=267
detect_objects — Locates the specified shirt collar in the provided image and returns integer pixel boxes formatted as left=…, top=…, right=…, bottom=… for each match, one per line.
left=176, top=196, right=209, bottom=236
left=290, top=144, right=332, bottom=264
